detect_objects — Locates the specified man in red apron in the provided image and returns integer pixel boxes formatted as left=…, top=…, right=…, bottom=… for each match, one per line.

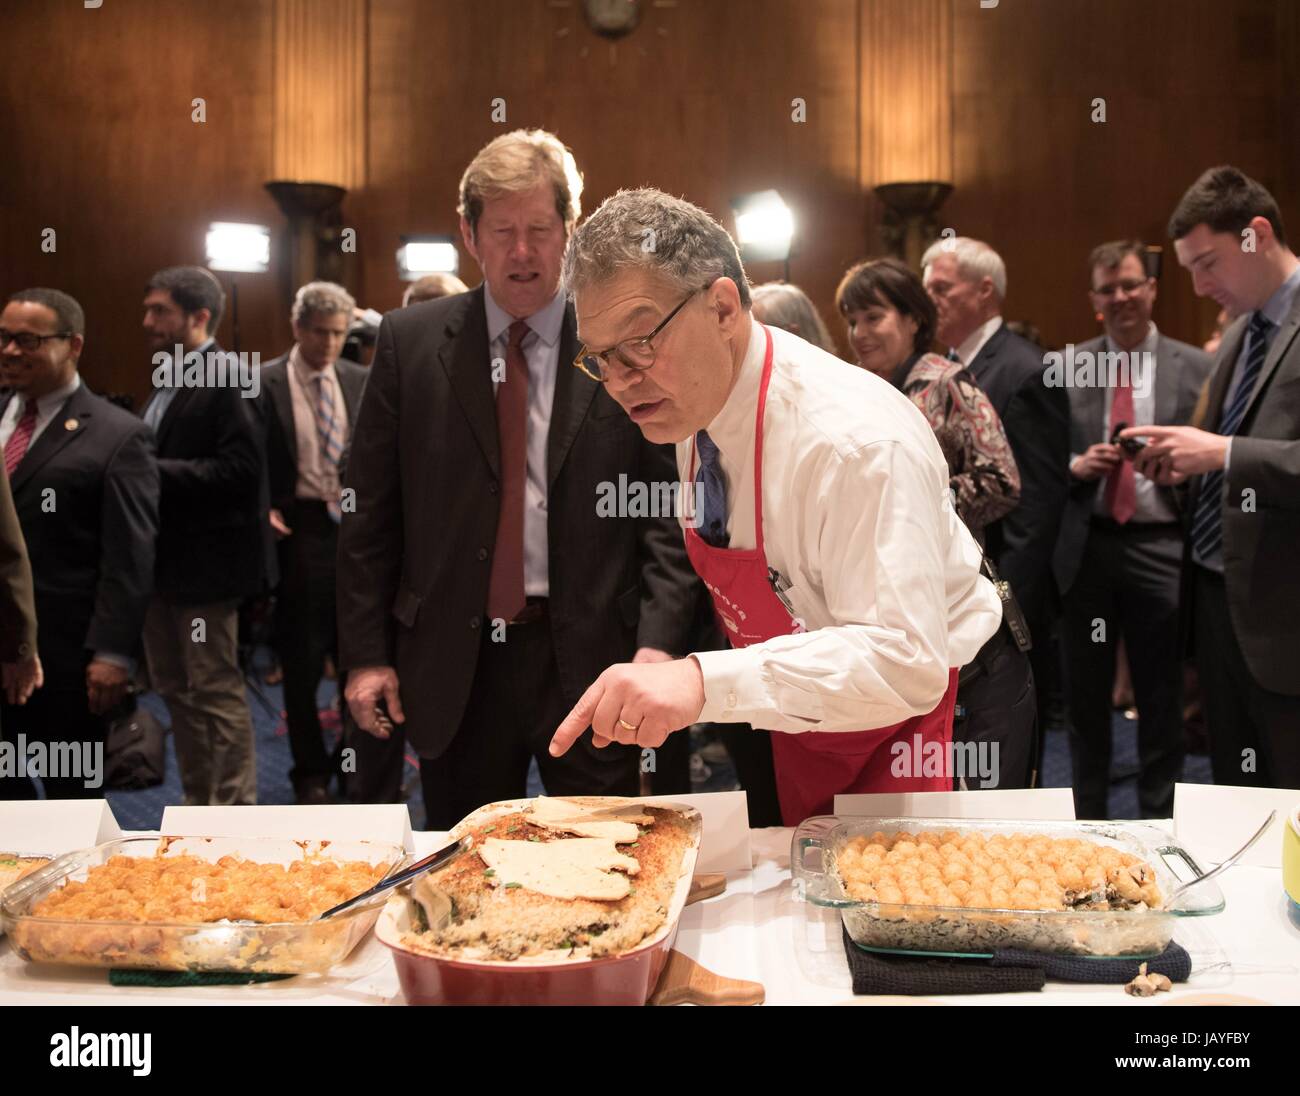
left=550, top=190, right=1003, bottom=824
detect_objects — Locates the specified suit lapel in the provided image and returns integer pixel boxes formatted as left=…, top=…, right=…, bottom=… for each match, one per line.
left=546, top=302, right=597, bottom=489
left=336, top=362, right=365, bottom=427
left=1240, top=292, right=1300, bottom=428
left=266, top=360, right=298, bottom=467
left=971, top=321, right=1008, bottom=371
left=1153, top=335, right=1180, bottom=424
left=10, top=385, right=93, bottom=494
left=440, top=287, right=499, bottom=477
left=1202, top=316, right=1248, bottom=430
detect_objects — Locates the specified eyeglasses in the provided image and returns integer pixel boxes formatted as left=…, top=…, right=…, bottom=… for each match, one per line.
left=0, top=329, right=73, bottom=352
left=1091, top=278, right=1151, bottom=298
left=573, top=285, right=709, bottom=383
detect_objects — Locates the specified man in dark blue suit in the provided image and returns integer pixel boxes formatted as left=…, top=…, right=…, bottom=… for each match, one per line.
left=0, top=288, right=158, bottom=798
left=924, top=237, right=1071, bottom=770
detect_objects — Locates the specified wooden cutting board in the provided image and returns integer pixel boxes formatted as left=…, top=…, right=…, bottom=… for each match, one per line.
left=686, top=872, right=726, bottom=905
left=650, top=948, right=765, bottom=1006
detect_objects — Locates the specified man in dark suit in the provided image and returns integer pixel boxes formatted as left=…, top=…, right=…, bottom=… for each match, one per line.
left=258, top=281, right=367, bottom=803
left=1124, top=166, right=1300, bottom=790
left=0, top=288, right=158, bottom=798
left=140, top=266, right=267, bottom=805
left=339, top=129, right=698, bottom=828
left=1054, top=241, right=1212, bottom=818
left=923, top=237, right=1071, bottom=755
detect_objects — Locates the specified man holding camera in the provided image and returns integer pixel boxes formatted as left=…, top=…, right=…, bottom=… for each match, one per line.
left=1053, top=240, right=1211, bottom=818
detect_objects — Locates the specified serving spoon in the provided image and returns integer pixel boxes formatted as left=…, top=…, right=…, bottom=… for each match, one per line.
left=317, top=835, right=472, bottom=920
left=1162, top=810, right=1275, bottom=910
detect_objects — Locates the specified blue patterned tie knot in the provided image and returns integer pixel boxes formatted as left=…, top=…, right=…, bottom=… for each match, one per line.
left=695, top=429, right=729, bottom=548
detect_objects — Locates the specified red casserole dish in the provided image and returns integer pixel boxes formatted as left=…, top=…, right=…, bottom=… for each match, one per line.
left=376, top=797, right=702, bottom=1005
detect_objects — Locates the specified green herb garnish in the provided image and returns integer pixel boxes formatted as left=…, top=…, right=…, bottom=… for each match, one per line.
left=504, top=882, right=522, bottom=889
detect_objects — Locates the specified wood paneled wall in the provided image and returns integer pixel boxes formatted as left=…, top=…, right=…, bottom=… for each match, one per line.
left=3, top=0, right=1296, bottom=403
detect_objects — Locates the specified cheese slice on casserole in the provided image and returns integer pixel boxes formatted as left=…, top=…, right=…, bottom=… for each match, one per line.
left=479, top=837, right=640, bottom=901
left=527, top=795, right=655, bottom=832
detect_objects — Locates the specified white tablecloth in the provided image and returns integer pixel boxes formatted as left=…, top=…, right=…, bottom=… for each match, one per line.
left=3, top=827, right=1297, bottom=1006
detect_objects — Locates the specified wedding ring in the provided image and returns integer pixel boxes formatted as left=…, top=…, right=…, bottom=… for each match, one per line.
left=618, top=718, right=639, bottom=732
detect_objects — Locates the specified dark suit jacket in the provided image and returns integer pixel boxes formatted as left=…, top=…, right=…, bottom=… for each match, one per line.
left=0, top=457, right=37, bottom=663
left=966, top=322, right=1071, bottom=634
left=338, top=287, right=700, bottom=757
left=1054, top=333, right=1212, bottom=594
left=5, top=383, right=159, bottom=688
left=1186, top=291, right=1300, bottom=695
left=257, top=353, right=367, bottom=514
left=141, top=345, right=268, bottom=603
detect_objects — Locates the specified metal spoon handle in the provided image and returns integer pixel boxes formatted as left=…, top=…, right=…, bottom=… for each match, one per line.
left=1165, top=810, right=1276, bottom=908
left=319, top=835, right=472, bottom=920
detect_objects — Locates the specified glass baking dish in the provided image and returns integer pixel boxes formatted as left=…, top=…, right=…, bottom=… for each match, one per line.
left=792, top=815, right=1225, bottom=958
left=0, top=835, right=408, bottom=974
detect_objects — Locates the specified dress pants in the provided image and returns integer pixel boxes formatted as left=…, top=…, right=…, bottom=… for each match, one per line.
left=0, top=680, right=107, bottom=799
left=273, top=500, right=340, bottom=792
left=418, top=605, right=639, bottom=830
left=142, top=595, right=256, bottom=805
left=1062, top=520, right=1184, bottom=819
left=1193, top=565, right=1300, bottom=789
left=954, top=624, right=1037, bottom=790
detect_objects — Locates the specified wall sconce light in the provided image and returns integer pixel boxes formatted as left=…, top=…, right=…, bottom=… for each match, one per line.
left=874, top=182, right=954, bottom=271
left=732, top=190, right=795, bottom=281
left=397, top=235, right=460, bottom=281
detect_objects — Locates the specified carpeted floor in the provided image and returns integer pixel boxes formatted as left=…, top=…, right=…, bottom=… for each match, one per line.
left=104, top=647, right=1214, bottom=831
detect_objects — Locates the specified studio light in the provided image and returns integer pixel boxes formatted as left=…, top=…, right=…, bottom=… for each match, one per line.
left=731, top=190, right=795, bottom=266
left=205, top=221, right=271, bottom=273
left=397, top=235, right=459, bottom=280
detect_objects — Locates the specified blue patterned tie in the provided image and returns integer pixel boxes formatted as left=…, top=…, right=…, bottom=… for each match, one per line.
left=695, top=429, right=729, bottom=548
left=314, top=372, right=344, bottom=522
left=1189, top=311, right=1273, bottom=562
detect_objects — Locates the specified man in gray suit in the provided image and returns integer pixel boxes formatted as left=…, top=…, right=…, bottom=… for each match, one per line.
left=1055, top=241, right=1212, bottom=818
left=1124, top=166, right=1300, bottom=790
left=258, top=282, right=367, bottom=803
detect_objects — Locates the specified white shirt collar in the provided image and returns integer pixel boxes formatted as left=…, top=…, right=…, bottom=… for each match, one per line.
left=701, top=316, right=765, bottom=466
left=483, top=282, right=566, bottom=348
left=954, top=314, right=1004, bottom=367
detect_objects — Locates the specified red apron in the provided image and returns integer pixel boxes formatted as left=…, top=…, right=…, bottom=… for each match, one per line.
left=684, top=323, right=958, bottom=826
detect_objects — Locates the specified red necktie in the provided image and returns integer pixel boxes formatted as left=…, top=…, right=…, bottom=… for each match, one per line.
left=1104, top=374, right=1137, bottom=524
left=486, top=321, right=530, bottom=623
left=4, top=399, right=39, bottom=477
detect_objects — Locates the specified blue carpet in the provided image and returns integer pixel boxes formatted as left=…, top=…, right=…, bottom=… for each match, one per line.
left=104, top=648, right=1212, bottom=829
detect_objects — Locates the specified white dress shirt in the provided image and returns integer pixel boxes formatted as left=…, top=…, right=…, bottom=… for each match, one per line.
left=1087, top=323, right=1179, bottom=524
left=679, top=322, right=1003, bottom=734
left=953, top=315, right=1005, bottom=368
left=0, top=372, right=81, bottom=450
left=483, top=285, right=566, bottom=598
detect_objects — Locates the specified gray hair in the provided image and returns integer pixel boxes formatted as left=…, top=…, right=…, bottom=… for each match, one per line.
left=563, top=188, right=752, bottom=308
left=921, top=236, right=1007, bottom=300
left=7, top=287, right=85, bottom=337
left=291, top=281, right=356, bottom=326
left=751, top=282, right=836, bottom=355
